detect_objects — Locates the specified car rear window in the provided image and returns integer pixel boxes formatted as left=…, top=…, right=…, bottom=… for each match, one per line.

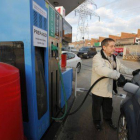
left=67, top=53, right=75, bottom=59
left=80, top=48, right=89, bottom=51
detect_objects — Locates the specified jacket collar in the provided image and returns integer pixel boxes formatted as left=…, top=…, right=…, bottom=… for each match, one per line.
left=100, top=49, right=116, bottom=62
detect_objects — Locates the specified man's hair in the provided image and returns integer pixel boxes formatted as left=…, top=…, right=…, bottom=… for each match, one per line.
left=101, top=38, right=115, bottom=48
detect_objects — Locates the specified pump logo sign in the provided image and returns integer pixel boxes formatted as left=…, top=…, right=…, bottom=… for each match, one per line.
left=33, top=26, right=47, bottom=47
left=33, top=1, right=47, bottom=18
left=49, top=6, right=55, bottom=37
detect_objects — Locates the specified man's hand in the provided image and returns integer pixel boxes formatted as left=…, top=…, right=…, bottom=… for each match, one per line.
left=117, top=74, right=126, bottom=87
left=132, top=69, right=140, bottom=76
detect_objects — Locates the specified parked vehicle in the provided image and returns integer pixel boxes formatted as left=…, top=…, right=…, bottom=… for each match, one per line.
left=77, top=47, right=97, bottom=59
left=61, top=51, right=82, bottom=73
left=61, top=47, right=69, bottom=51
left=118, top=52, right=123, bottom=56
left=114, top=51, right=118, bottom=56
left=68, top=46, right=78, bottom=53
left=118, top=73, right=140, bottom=140
left=115, top=48, right=123, bottom=53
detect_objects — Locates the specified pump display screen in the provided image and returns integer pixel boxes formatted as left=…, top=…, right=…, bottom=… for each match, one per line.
left=0, top=42, right=29, bottom=122
left=35, top=47, right=47, bottom=119
left=62, top=19, right=72, bottom=43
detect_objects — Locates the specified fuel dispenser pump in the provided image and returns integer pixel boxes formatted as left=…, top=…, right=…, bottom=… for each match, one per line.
left=49, top=42, right=60, bottom=121
left=0, top=0, right=50, bottom=139
left=48, top=5, right=62, bottom=122
left=0, top=0, right=73, bottom=139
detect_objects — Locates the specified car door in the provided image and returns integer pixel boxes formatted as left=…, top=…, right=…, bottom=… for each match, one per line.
left=66, top=52, right=77, bottom=68
left=88, top=48, right=91, bottom=56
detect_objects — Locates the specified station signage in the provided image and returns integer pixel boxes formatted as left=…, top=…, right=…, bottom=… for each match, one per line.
left=55, top=6, right=65, bottom=18
left=49, top=6, right=55, bottom=37
left=33, top=26, right=47, bottom=47
left=33, top=1, right=47, bottom=18
left=33, top=1, right=48, bottom=47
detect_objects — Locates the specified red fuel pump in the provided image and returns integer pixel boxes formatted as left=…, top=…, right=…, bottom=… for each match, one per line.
left=0, top=63, right=24, bottom=140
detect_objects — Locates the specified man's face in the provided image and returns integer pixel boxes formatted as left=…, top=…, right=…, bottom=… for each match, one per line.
left=103, top=41, right=115, bottom=56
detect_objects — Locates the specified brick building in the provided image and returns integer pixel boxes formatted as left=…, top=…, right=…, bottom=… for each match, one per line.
left=99, top=37, right=106, bottom=42
left=69, top=29, right=140, bottom=49
left=121, top=32, right=136, bottom=38
left=109, top=35, right=121, bottom=41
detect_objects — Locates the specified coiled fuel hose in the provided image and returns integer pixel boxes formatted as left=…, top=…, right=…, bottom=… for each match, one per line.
left=52, top=62, right=107, bottom=119
left=51, top=46, right=107, bottom=119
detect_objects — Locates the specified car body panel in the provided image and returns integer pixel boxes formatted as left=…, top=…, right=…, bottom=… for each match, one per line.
left=120, top=97, right=138, bottom=140
left=61, top=51, right=82, bottom=68
left=119, top=74, right=140, bottom=140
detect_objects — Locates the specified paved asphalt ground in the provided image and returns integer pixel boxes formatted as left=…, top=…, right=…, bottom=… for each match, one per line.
left=55, top=56, right=140, bottom=140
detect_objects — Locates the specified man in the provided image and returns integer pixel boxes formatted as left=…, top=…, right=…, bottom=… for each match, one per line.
left=91, top=38, right=140, bottom=131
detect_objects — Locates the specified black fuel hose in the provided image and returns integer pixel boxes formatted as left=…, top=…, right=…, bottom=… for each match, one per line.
left=68, top=76, right=107, bottom=115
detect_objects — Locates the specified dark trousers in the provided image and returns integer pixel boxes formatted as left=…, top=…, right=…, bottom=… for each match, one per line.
left=92, top=94, right=113, bottom=123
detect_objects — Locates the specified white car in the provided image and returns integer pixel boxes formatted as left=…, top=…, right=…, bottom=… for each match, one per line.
left=61, top=51, right=82, bottom=73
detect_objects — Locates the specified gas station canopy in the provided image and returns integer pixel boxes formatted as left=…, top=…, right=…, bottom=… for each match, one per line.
left=48, top=0, right=85, bottom=15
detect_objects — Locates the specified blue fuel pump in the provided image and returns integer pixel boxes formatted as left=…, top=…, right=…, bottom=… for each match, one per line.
left=0, top=0, right=50, bottom=139
left=0, top=0, right=73, bottom=139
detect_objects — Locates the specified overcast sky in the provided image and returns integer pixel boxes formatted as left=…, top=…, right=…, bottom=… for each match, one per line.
left=65, top=0, right=140, bottom=42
